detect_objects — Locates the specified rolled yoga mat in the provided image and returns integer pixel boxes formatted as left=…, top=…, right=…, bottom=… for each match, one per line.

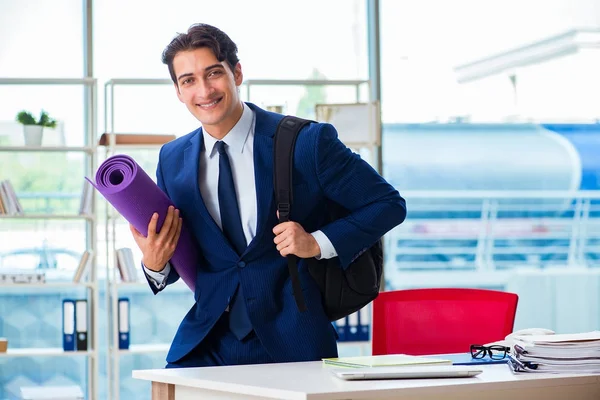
left=88, top=154, right=198, bottom=291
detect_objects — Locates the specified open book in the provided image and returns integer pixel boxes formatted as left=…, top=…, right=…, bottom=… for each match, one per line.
left=323, top=354, right=452, bottom=368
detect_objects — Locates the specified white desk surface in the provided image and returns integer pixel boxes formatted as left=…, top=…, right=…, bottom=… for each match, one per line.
left=133, top=361, right=600, bottom=400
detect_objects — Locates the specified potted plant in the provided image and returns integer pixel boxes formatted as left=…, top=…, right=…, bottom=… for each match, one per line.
left=16, top=110, right=57, bottom=146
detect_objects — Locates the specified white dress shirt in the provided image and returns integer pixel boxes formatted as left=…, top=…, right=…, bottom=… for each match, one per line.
left=145, top=103, right=337, bottom=288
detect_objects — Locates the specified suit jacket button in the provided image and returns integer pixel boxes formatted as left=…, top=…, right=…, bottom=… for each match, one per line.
left=238, top=261, right=246, bottom=268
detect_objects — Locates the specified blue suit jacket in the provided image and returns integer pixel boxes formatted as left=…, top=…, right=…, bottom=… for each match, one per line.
left=151, top=103, right=406, bottom=364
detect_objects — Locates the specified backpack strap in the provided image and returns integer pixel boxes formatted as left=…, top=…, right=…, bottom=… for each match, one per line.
left=274, top=115, right=313, bottom=313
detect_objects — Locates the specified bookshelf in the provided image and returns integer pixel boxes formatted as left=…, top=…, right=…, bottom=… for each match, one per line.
left=100, top=77, right=185, bottom=400
left=0, top=214, right=95, bottom=220
left=0, top=77, right=99, bottom=399
left=98, top=135, right=173, bottom=400
left=1, top=348, right=95, bottom=358
left=0, top=145, right=95, bottom=153
left=0, top=282, right=95, bottom=291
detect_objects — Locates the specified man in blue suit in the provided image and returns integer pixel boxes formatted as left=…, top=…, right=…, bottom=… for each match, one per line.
left=130, top=23, right=406, bottom=368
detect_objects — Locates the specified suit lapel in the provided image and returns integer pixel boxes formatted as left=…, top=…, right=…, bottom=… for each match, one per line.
left=248, top=104, right=278, bottom=250
left=182, top=129, right=224, bottom=237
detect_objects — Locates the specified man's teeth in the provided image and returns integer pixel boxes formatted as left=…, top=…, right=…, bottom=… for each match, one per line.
left=199, top=99, right=220, bottom=108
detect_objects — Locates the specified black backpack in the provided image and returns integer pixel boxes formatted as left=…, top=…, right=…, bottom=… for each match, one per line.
left=273, top=115, right=384, bottom=321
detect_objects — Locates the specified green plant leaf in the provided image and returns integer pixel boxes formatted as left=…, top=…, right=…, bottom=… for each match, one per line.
left=16, top=111, right=36, bottom=125
left=16, top=110, right=57, bottom=127
left=38, top=110, right=57, bottom=128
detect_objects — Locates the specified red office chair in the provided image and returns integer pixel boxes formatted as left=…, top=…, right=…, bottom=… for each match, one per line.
left=372, top=288, right=518, bottom=356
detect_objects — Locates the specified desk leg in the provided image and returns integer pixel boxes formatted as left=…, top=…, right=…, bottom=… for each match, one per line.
left=152, top=381, right=175, bottom=400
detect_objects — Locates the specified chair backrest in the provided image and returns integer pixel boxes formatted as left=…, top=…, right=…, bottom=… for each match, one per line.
left=372, top=288, right=518, bottom=356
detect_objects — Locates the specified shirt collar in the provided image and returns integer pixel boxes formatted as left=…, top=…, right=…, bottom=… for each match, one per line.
left=204, top=102, right=254, bottom=158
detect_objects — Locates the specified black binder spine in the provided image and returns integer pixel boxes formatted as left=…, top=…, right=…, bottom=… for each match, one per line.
left=75, top=299, right=88, bottom=351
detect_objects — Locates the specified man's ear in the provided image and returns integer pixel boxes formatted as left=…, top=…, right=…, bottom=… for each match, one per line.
left=174, top=83, right=184, bottom=103
left=234, top=63, right=243, bottom=86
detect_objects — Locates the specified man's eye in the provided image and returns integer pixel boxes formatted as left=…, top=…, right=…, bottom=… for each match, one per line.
left=208, top=71, right=222, bottom=78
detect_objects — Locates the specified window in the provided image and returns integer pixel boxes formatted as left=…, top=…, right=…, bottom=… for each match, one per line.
left=379, top=0, right=600, bottom=336
left=0, top=0, right=84, bottom=77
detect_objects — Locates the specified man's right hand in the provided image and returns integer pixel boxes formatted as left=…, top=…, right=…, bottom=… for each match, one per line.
left=130, top=205, right=182, bottom=272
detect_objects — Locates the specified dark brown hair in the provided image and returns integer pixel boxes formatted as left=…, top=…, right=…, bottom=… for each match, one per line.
left=161, top=23, right=239, bottom=84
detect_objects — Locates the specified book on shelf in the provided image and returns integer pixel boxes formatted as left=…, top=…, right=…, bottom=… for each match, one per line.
left=98, top=133, right=176, bottom=146
left=0, top=179, right=23, bottom=215
left=322, top=354, right=453, bottom=368
left=116, top=247, right=138, bottom=282
left=72, top=250, right=93, bottom=283
left=78, top=180, right=93, bottom=216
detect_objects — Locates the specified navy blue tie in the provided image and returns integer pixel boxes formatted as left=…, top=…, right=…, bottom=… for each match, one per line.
left=216, top=141, right=252, bottom=340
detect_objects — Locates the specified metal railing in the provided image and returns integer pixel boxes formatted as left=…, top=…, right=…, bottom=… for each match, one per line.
left=385, top=190, right=600, bottom=289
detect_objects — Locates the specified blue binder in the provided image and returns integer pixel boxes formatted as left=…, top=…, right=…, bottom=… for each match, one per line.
left=62, top=299, right=76, bottom=351
left=333, top=317, right=348, bottom=341
left=358, top=307, right=370, bottom=341
left=346, top=312, right=360, bottom=341
left=118, top=297, right=130, bottom=350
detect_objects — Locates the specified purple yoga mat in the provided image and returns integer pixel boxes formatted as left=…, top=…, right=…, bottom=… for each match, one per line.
left=88, top=154, right=198, bottom=291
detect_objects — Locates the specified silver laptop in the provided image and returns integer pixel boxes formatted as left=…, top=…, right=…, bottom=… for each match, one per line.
left=330, top=365, right=483, bottom=381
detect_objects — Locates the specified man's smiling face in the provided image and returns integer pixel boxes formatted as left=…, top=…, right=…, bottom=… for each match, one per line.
left=173, top=47, right=243, bottom=137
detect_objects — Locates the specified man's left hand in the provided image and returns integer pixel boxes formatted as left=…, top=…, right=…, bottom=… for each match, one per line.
left=273, top=222, right=321, bottom=258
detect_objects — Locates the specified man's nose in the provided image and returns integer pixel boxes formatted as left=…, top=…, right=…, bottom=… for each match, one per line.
left=195, top=80, right=215, bottom=99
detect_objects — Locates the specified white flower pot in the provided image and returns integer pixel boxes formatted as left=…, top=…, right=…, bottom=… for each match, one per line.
left=23, top=125, right=43, bottom=146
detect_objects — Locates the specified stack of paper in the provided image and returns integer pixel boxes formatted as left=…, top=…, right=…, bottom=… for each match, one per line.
left=323, top=354, right=452, bottom=368
left=509, top=331, right=600, bottom=373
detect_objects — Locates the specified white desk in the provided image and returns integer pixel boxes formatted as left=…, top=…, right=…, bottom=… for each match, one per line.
left=133, top=361, right=600, bottom=400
